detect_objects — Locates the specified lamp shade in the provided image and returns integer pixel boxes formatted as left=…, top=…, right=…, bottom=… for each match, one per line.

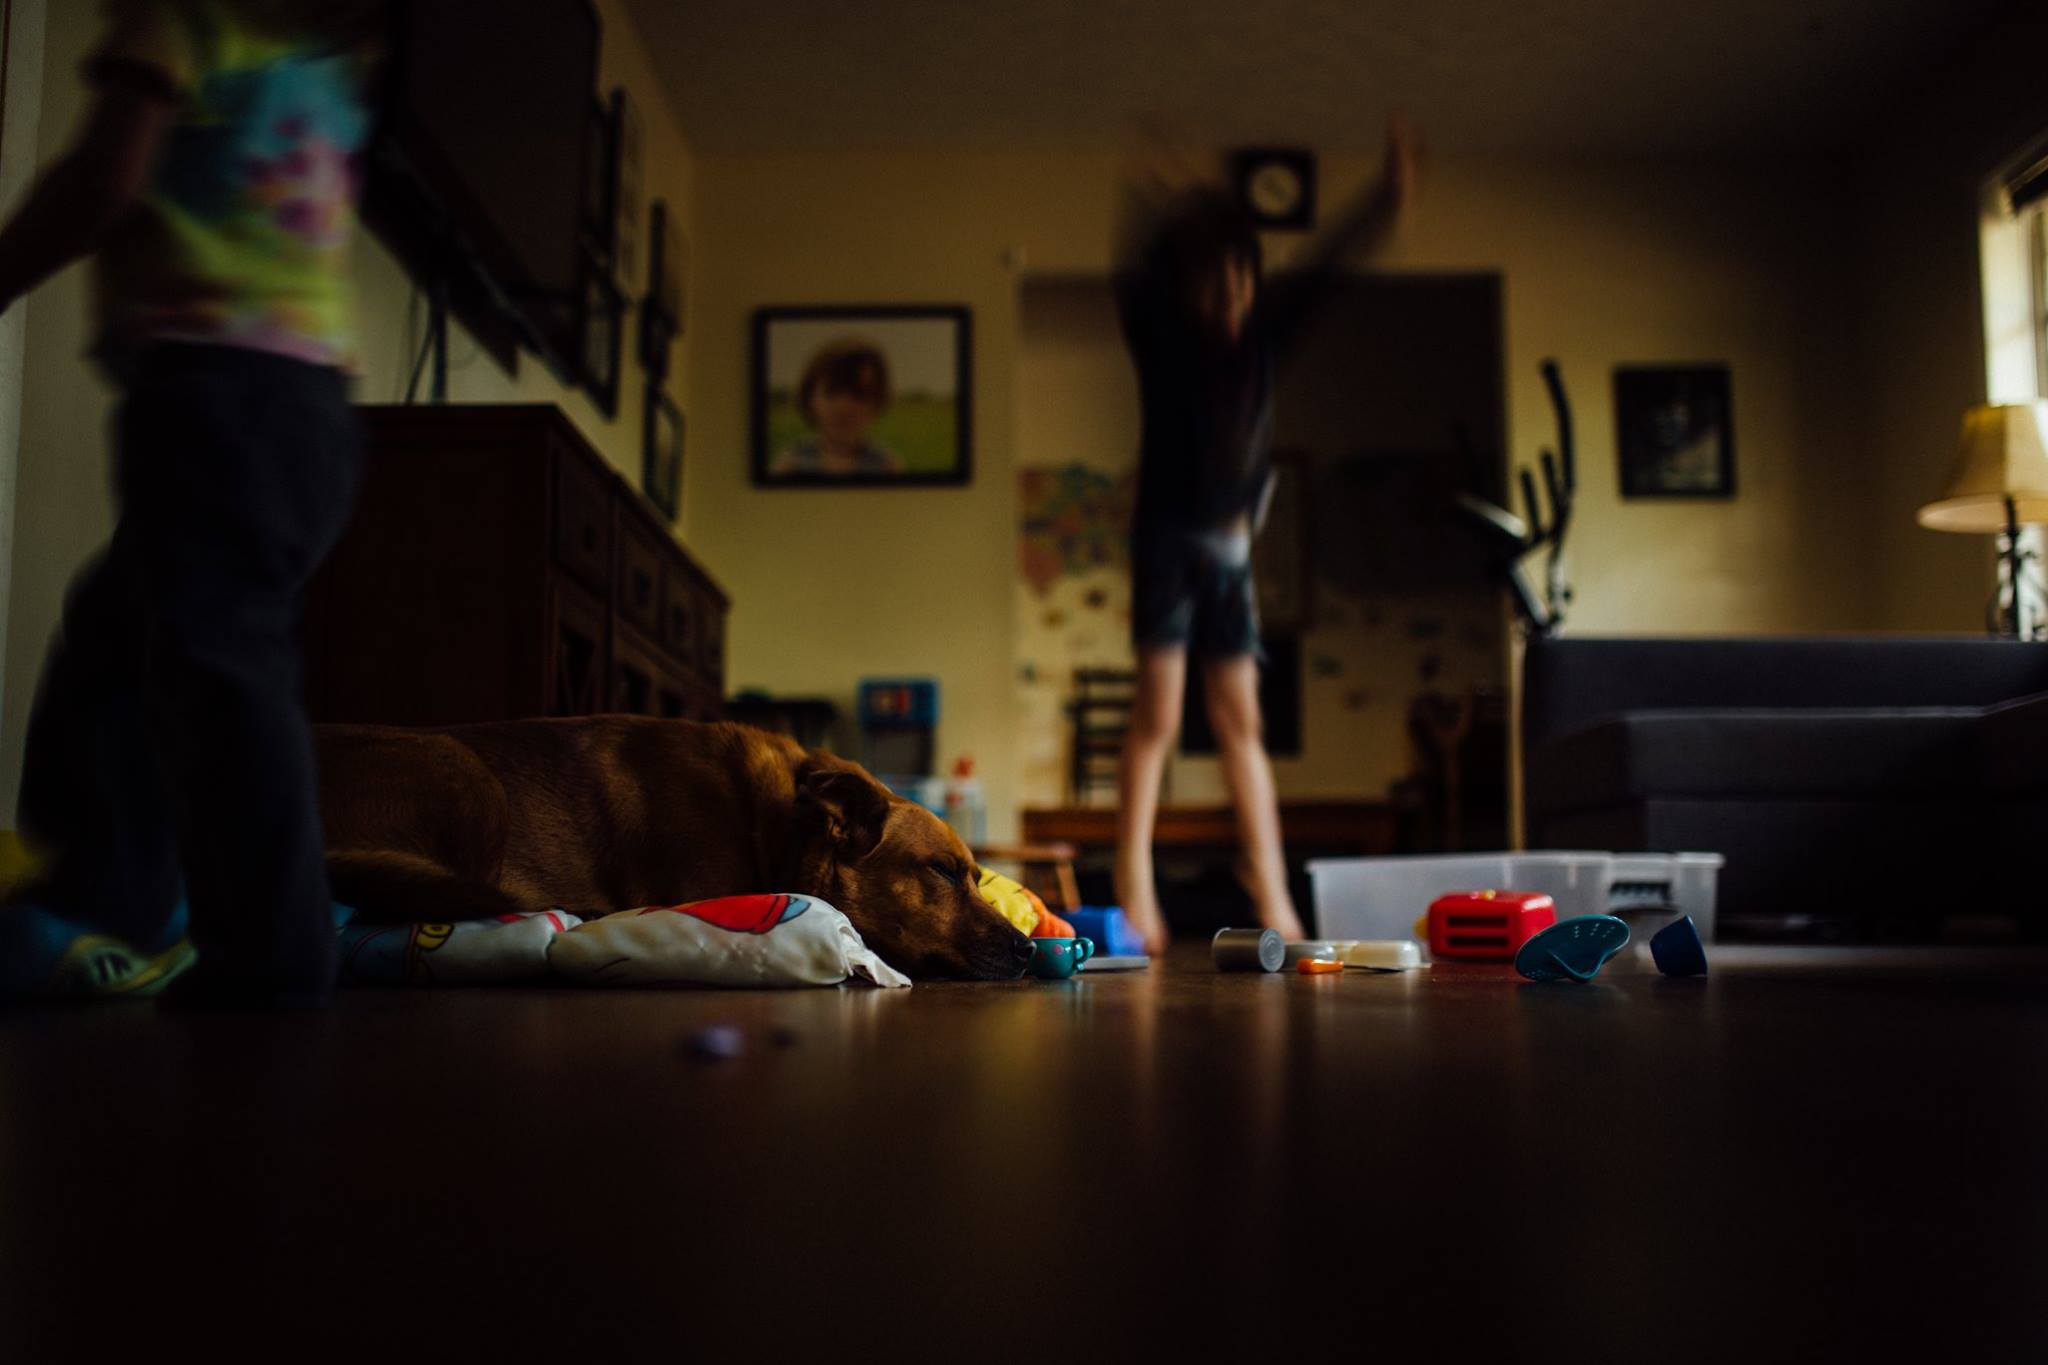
left=1917, top=402, right=2048, bottom=533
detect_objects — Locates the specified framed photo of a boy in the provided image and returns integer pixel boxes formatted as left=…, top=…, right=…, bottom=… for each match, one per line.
left=752, top=306, right=972, bottom=487
left=1615, top=365, right=1735, bottom=498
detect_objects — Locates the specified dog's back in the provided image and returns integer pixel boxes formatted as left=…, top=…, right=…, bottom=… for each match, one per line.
left=318, top=717, right=805, bottom=916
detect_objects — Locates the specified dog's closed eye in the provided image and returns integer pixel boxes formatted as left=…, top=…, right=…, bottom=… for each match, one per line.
left=926, top=860, right=969, bottom=887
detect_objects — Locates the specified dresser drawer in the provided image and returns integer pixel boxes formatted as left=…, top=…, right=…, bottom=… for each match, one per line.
left=612, top=624, right=665, bottom=717
left=659, top=562, right=695, bottom=662
left=547, top=577, right=610, bottom=717
left=618, top=521, right=665, bottom=640
left=698, top=601, right=725, bottom=692
left=553, top=445, right=613, bottom=594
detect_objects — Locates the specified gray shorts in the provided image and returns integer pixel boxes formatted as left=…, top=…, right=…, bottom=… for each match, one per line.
left=1131, top=523, right=1261, bottom=658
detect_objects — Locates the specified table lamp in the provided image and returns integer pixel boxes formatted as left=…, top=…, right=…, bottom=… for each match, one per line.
left=1917, top=402, right=2048, bottom=638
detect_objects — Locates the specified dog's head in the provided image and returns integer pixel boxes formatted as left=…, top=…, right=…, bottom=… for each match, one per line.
left=790, top=757, right=1033, bottom=980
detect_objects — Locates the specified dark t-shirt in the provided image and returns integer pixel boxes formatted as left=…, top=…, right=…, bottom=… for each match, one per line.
left=1116, top=260, right=1320, bottom=535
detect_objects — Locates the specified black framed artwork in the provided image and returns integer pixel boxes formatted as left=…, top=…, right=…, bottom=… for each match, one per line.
left=1615, top=365, right=1735, bottom=498
left=751, top=305, right=972, bottom=487
left=581, top=96, right=618, bottom=272
left=640, top=197, right=683, bottom=381
left=644, top=387, right=683, bottom=521
left=578, top=266, right=622, bottom=418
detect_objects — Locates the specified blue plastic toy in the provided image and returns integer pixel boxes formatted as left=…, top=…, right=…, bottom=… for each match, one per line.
left=1513, top=914, right=1631, bottom=982
left=1649, top=915, right=1708, bottom=977
left=1061, top=907, right=1146, bottom=958
left=1028, top=936, right=1095, bottom=980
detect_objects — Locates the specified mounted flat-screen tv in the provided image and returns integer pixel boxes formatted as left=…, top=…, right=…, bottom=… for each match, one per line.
left=364, top=0, right=599, bottom=381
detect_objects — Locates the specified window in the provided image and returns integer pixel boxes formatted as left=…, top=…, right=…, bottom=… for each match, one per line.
left=2033, top=204, right=2048, bottom=402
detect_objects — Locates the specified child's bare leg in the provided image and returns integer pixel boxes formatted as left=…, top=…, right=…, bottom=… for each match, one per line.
left=1202, top=654, right=1305, bottom=940
left=1114, top=646, right=1187, bottom=955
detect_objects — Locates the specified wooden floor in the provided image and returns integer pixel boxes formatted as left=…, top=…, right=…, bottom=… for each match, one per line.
left=4, top=944, right=2045, bottom=1360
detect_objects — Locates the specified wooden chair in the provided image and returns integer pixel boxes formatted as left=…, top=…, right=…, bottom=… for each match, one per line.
left=1067, top=667, right=1141, bottom=806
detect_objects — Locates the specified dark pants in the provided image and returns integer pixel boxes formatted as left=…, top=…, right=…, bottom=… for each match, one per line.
left=17, top=344, right=360, bottom=992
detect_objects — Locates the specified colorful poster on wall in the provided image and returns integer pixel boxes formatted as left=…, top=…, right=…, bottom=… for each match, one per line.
left=1019, top=464, right=1136, bottom=595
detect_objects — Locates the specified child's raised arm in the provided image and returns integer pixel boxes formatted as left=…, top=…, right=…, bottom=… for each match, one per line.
left=0, top=73, right=175, bottom=316
left=1261, top=116, right=1420, bottom=351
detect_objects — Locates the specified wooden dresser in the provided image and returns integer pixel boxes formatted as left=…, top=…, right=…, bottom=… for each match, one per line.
left=305, top=404, right=728, bottom=726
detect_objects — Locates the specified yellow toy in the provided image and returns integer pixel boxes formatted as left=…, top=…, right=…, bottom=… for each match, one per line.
left=977, top=867, right=1074, bottom=938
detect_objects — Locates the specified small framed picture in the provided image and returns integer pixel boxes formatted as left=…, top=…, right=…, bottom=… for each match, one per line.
left=611, top=87, right=642, bottom=293
left=1615, top=365, right=1734, bottom=498
left=751, top=305, right=972, bottom=487
left=578, top=264, right=623, bottom=419
left=644, top=387, right=683, bottom=521
left=640, top=198, right=683, bottom=381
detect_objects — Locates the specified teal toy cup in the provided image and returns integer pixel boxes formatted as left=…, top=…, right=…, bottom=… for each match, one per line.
left=1028, top=936, right=1096, bottom=979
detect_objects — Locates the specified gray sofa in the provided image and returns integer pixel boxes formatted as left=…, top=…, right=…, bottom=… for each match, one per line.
left=1521, top=636, right=2048, bottom=941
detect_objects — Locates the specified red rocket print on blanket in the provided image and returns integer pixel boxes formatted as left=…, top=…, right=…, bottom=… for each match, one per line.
left=637, top=894, right=812, bottom=934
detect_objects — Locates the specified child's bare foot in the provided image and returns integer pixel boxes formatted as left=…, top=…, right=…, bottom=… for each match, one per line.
left=1123, top=895, right=1171, bottom=956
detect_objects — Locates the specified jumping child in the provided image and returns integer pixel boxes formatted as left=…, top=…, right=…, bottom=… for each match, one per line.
left=1112, top=118, right=1417, bottom=954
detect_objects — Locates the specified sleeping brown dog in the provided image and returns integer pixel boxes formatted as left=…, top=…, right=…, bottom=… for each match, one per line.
left=314, top=716, right=1033, bottom=979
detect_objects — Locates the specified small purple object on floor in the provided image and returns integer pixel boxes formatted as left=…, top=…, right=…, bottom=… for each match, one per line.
left=687, top=1025, right=745, bottom=1060
left=1650, top=915, right=1709, bottom=977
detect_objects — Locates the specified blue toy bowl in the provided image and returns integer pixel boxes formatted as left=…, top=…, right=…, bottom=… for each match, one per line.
left=1514, top=914, right=1631, bottom=982
left=1649, top=915, right=1708, bottom=977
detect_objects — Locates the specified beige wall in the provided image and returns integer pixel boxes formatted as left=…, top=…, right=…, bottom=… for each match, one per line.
left=0, top=0, right=697, bottom=826
left=688, top=146, right=1875, bottom=834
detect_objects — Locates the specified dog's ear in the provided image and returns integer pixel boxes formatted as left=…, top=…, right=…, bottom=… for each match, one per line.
left=796, top=763, right=891, bottom=862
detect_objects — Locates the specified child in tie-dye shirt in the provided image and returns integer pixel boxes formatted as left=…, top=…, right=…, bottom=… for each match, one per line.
left=0, top=2, right=384, bottom=1008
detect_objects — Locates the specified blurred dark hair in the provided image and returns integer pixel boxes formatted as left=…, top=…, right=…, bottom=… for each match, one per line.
left=798, top=339, right=892, bottom=425
left=1155, top=187, right=1263, bottom=300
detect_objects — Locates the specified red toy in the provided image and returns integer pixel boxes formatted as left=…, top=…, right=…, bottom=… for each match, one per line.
left=1428, top=891, right=1556, bottom=961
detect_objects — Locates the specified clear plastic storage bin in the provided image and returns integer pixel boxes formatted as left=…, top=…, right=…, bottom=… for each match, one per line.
left=1307, top=851, right=1722, bottom=959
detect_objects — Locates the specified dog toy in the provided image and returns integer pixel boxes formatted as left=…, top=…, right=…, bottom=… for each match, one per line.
left=1428, top=890, right=1556, bottom=961
left=551, top=894, right=910, bottom=989
left=1212, top=927, right=1284, bottom=972
left=977, top=867, right=1073, bottom=938
left=1513, top=915, right=1631, bottom=982
left=1650, top=915, right=1708, bottom=976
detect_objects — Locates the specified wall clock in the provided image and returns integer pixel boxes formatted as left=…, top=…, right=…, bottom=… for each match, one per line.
left=1232, top=147, right=1316, bottom=230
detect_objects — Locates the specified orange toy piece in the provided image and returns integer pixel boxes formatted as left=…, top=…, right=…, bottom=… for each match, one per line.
left=1296, top=958, right=1344, bottom=975
left=1025, top=886, right=1074, bottom=938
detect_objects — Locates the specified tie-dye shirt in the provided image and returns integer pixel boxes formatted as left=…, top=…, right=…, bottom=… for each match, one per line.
left=87, top=1, right=376, bottom=369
